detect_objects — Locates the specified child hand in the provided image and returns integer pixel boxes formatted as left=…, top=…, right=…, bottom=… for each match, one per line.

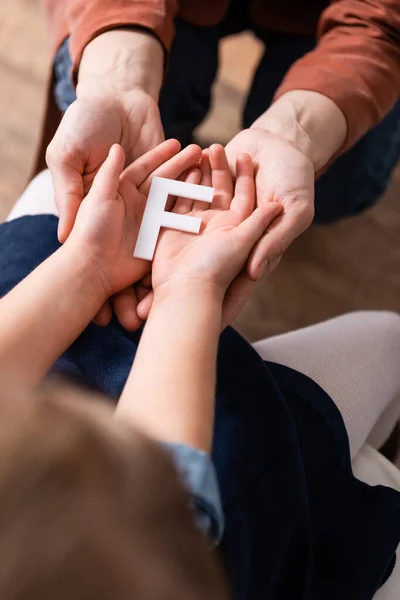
left=148, top=144, right=282, bottom=303
left=66, top=140, right=202, bottom=305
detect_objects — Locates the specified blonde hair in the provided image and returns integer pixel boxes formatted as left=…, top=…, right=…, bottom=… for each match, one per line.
left=0, top=383, right=228, bottom=600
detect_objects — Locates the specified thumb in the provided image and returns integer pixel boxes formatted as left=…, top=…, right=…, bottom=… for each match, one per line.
left=87, top=144, right=125, bottom=203
left=136, top=290, right=154, bottom=321
left=47, top=151, right=84, bottom=243
left=233, top=203, right=283, bottom=270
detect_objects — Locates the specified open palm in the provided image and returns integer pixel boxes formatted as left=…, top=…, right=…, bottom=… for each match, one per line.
left=68, top=140, right=202, bottom=314
left=225, top=127, right=315, bottom=278
left=153, top=195, right=253, bottom=291
left=47, top=91, right=164, bottom=243
left=141, top=145, right=282, bottom=320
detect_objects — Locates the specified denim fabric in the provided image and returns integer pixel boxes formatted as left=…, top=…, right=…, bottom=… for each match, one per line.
left=54, top=38, right=76, bottom=112
left=54, top=15, right=400, bottom=223
left=163, top=443, right=224, bottom=545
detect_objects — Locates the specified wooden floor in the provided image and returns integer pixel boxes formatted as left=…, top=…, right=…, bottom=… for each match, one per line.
left=0, top=0, right=49, bottom=221
left=0, top=1, right=399, bottom=344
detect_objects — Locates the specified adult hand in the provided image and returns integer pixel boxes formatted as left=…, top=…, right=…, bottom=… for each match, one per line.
left=46, top=29, right=166, bottom=327
left=225, top=127, right=315, bottom=279
left=46, top=90, right=164, bottom=243
left=46, top=29, right=165, bottom=243
left=221, top=90, right=347, bottom=324
left=47, top=89, right=164, bottom=329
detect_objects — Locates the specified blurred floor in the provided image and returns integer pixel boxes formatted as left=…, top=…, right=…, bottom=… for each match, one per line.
left=0, top=0, right=49, bottom=221
left=0, top=2, right=399, bottom=343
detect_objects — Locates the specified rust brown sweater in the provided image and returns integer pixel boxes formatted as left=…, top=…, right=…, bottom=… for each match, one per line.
left=41, top=0, right=400, bottom=151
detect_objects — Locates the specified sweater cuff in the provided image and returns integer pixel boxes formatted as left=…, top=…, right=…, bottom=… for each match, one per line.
left=68, top=4, right=175, bottom=84
left=274, top=57, right=395, bottom=155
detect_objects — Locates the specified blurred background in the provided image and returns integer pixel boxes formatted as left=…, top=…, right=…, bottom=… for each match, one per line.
left=1, top=0, right=399, bottom=341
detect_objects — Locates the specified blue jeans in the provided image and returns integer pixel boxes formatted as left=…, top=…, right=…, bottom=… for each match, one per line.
left=54, top=16, right=400, bottom=224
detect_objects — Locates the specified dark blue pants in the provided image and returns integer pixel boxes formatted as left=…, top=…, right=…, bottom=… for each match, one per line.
left=54, top=16, right=400, bottom=224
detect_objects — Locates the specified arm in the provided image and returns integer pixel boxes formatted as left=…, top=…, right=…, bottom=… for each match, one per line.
left=42, top=1, right=178, bottom=328
left=0, top=140, right=201, bottom=391
left=116, top=282, right=222, bottom=453
left=225, top=1, right=400, bottom=287
left=272, top=0, right=400, bottom=158
left=0, top=244, right=106, bottom=390
left=116, top=280, right=224, bottom=543
left=77, top=28, right=164, bottom=101
left=46, top=26, right=166, bottom=243
left=42, top=0, right=176, bottom=240
left=251, top=89, right=347, bottom=175
left=115, top=146, right=281, bottom=451
left=114, top=147, right=280, bottom=543
left=41, top=0, right=176, bottom=80
left=116, top=278, right=226, bottom=544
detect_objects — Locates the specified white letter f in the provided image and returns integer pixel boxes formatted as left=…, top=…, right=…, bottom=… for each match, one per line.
left=133, top=177, right=214, bottom=261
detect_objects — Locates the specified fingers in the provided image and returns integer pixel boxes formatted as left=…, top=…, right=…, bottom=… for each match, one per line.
left=134, top=274, right=153, bottom=307
left=233, top=203, right=283, bottom=274
left=247, top=199, right=314, bottom=280
left=113, top=287, right=143, bottom=332
left=200, top=150, right=212, bottom=186
left=137, top=290, right=154, bottom=321
left=93, top=300, right=113, bottom=327
left=46, top=147, right=84, bottom=243
left=87, top=144, right=125, bottom=202
left=230, top=153, right=255, bottom=219
left=208, top=144, right=233, bottom=210
left=140, top=273, right=152, bottom=289
left=121, top=139, right=181, bottom=188
left=140, top=144, right=202, bottom=196
left=193, top=151, right=212, bottom=210
left=174, top=168, right=202, bottom=214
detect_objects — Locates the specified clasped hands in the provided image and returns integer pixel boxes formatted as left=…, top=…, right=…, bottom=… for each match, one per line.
left=65, top=139, right=283, bottom=330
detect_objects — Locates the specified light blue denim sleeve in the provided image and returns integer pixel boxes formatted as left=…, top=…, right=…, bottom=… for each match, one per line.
left=53, top=38, right=77, bottom=112
left=162, top=442, right=224, bottom=546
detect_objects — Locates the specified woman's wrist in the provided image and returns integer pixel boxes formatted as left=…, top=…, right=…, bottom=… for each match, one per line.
left=153, top=279, right=225, bottom=311
left=77, top=28, right=164, bottom=100
left=253, top=90, right=348, bottom=172
left=58, top=242, right=110, bottom=308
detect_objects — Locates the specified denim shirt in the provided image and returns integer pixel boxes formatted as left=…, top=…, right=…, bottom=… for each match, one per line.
left=163, top=443, right=224, bottom=545
left=54, top=39, right=76, bottom=112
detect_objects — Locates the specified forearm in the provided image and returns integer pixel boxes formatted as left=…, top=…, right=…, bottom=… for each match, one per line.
left=0, top=244, right=106, bottom=389
left=253, top=90, right=347, bottom=173
left=268, top=1, right=400, bottom=156
left=116, top=283, right=223, bottom=453
left=77, top=28, right=164, bottom=100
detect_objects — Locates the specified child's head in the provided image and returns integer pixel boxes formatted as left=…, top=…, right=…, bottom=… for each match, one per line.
left=0, top=383, right=227, bottom=600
